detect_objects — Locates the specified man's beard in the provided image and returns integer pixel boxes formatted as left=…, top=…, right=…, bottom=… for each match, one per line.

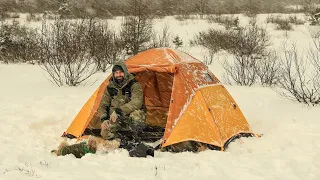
left=115, top=76, right=124, bottom=84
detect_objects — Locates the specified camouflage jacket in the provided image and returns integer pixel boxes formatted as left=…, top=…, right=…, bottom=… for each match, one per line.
left=100, top=61, right=145, bottom=121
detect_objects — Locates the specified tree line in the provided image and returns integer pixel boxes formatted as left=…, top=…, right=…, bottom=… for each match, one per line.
left=0, top=0, right=309, bottom=19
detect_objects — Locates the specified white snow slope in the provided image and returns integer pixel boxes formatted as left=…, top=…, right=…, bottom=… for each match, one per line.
left=0, top=14, right=320, bottom=180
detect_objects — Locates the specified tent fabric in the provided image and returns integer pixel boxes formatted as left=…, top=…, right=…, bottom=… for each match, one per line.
left=63, top=48, right=253, bottom=149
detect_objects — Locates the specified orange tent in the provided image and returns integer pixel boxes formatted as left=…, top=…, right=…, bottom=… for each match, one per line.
left=63, top=48, right=254, bottom=150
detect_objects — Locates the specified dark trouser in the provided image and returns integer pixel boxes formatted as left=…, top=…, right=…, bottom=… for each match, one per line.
left=101, top=115, right=146, bottom=143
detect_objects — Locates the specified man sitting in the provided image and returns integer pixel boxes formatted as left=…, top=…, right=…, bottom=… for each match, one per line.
left=52, top=61, right=151, bottom=158
left=98, top=61, right=146, bottom=142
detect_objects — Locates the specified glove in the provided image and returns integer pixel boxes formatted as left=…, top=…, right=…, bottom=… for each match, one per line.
left=110, top=111, right=118, bottom=123
left=101, top=120, right=110, bottom=129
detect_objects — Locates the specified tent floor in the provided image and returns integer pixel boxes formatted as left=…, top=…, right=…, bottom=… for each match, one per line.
left=63, top=130, right=255, bottom=152
left=82, top=126, right=165, bottom=142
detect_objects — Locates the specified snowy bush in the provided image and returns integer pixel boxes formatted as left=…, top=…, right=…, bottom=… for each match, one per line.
left=0, top=20, right=39, bottom=64
left=276, top=43, right=320, bottom=105
left=195, top=18, right=269, bottom=56
left=190, top=28, right=237, bottom=54
left=38, top=19, right=120, bottom=86
left=275, top=19, right=293, bottom=31
left=172, top=35, right=183, bottom=49
left=193, top=18, right=273, bottom=86
left=222, top=20, right=272, bottom=86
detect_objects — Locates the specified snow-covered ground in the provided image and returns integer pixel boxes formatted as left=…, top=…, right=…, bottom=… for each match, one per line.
left=1, top=14, right=320, bottom=180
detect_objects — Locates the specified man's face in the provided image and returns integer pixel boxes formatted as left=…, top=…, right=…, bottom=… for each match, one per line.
left=114, top=70, right=125, bottom=83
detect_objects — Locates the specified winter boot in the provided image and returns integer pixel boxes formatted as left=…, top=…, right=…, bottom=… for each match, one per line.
left=129, top=143, right=148, bottom=157
left=128, top=143, right=155, bottom=158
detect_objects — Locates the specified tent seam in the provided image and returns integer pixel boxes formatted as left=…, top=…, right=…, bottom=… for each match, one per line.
left=198, top=88, right=224, bottom=147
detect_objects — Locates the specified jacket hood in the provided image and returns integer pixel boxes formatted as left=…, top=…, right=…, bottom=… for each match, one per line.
left=110, top=61, right=134, bottom=88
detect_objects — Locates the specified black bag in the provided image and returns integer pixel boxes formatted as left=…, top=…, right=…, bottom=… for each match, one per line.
left=124, top=142, right=154, bottom=158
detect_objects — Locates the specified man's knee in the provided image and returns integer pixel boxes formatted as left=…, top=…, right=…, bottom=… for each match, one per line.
left=129, top=110, right=146, bottom=122
left=100, top=122, right=121, bottom=139
left=101, top=128, right=115, bottom=140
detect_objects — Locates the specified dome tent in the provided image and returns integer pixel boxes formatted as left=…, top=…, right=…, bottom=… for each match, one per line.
left=63, top=48, right=254, bottom=151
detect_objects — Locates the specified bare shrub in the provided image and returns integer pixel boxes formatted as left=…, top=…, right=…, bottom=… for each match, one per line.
left=227, top=18, right=270, bottom=58
left=84, top=19, right=123, bottom=72
left=242, top=0, right=262, bottom=17
left=150, top=23, right=171, bottom=48
left=57, top=2, right=72, bottom=19
left=288, top=15, right=306, bottom=25
left=193, top=18, right=270, bottom=86
left=309, top=29, right=320, bottom=84
left=266, top=15, right=293, bottom=30
left=15, top=163, right=37, bottom=177
left=206, top=15, right=217, bottom=24
left=68, top=0, right=114, bottom=19
left=6, top=12, right=20, bottom=19
left=174, top=14, right=197, bottom=21
left=223, top=21, right=272, bottom=85
left=38, top=20, right=100, bottom=87
left=193, top=18, right=269, bottom=55
left=206, top=15, right=239, bottom=29
left=39, top=160, right=51, bottom=168
left=223, top=52, right=281, bottom=87
left=203, top=50, right=215, bottom=65
left=309, top=49, right=320, bottom=87
left=0, top=20, right=39, bottom=64
left=195, top=0, right=209, bottom=19
left=120, top=16, right=153, bottom=56
left=303, top=0, right=320, bottom=16
left=276, top=43, right=320, bottom=105
left=310, top=29, right=320, bottom=51
left=222, top=54, right=258, bottom=86
left=119, top=0, right=153, bottom=56
left=42, top=11, right=58, bottom=20
left=94, top=33, right=123, bottom=72
left=276, top=19, right=293, bottom=30
left=174, top=14, right=188, bottom=21
left=256, top=52, right=282, bottom=86
left=26, top=13, right=43, bottom=22
left=266, top=14, right=282, bottom=23
left=3, top=163, right=39, bottom=178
